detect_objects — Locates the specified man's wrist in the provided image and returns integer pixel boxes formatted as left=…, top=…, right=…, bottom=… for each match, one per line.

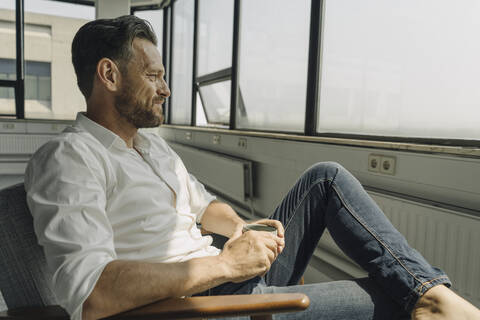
left=214, top=253, right=233, bottom=282
left=230, top=221, right=246, bottom=238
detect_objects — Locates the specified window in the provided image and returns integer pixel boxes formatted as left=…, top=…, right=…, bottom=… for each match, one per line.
left=0, top=1, right=16, bottom=117
left=196, top=0, right=234, bottom=126
left=170, top=0, right=194, bottom=125
left=198, top=80, right=231, bottom=125
left=236, top=0, right=311, bottom=132
left=135, top=9, right=163, bottom=56
left=197, top=0, right=233, bottom=76
left=317, top=0, right=480, bottom=140
left=1, top=59, right=51, bottom=102
left=0, top=3, right=16, bottom=76
left=23, top=0, right=94, bottom=120
left=0, top=87, right=15, bottom=116
left=0, top=59, right=16, bottom=95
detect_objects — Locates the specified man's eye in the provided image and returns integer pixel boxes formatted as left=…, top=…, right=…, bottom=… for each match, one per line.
left=147, top=74, right=158, bottom=81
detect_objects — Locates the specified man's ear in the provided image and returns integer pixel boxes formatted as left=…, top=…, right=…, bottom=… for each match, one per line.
left=96, top=58, right=122, bottom=92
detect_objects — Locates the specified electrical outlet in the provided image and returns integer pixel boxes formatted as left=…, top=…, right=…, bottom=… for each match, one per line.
left=368, top=154, right=381, bottom=172
left=213, top=135, right=221, bottom=145
left=380, top=156, right=396, bottom=175
left=185, top=132, right=192, bottom=141
left=238, top=138, right=247, bottom=149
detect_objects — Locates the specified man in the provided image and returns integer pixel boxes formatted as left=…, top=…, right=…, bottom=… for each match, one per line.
left=24, top=15, right=480, bottom=320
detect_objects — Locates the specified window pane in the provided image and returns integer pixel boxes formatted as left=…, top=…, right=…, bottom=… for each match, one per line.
left=170, top=0, right=194, bottom=125
left=197, top=0, right=233, bottom=76
left=164, top=7, right=171, bottom=121
left=0, top=1, right=16, bottom=81
left=0, top=87, right=15, bottom=114
left=0, top=59, right=15, bottom=80
left=198, top=80, right=230, bottom=125
left=38, top=75, right=50, bottom=101
left=195, top=92, right=207, bottom=126
left=24, top=0, right=94, bottom=120
left=135, top=9, right=163, bottom=56
left=25, top=74, right=37, bottom=99
left=236, top=0, right=310, bottom=132
left=317, top=0, right=480, bottom=140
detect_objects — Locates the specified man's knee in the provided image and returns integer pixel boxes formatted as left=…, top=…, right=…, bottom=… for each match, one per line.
left=304, top=161, right=346, bottom=181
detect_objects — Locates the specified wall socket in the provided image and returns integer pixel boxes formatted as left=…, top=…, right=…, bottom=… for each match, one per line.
left=238, top=138, right=247, bottom=149
left=380, top=156, right=396, bottom=175
left=213, top=135, right=221, bottom=145
left=368, top=154, right=381, bottom=172
left=368, top=154, right=396, bottom=175
left=185, top=132, right=192, bottom=141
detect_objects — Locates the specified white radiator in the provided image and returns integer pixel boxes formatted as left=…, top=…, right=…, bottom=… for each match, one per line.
left=371, top=191, right=480, bottom=308
left=169, top=142, right=253, bottom=204
left=317, top=191, right=480, bottom=308
left=0, top=134, right=53, bottom=155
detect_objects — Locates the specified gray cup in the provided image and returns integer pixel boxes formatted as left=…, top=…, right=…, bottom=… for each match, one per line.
left=242, top=223, right=277, bottom=236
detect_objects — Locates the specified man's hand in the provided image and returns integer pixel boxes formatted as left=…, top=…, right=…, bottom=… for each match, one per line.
left=219, top=228, right=284, bottom=283
left=250, top=219, right=285, bottom=255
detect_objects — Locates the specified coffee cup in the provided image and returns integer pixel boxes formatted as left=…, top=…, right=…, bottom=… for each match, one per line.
left=242, top=223, right=278, bottom=236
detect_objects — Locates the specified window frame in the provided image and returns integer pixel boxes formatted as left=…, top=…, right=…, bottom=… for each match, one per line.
left=163, top=0, right=480, bottom=147
left=3, top=0, right=478, bottom=147
left=0, top=0, right=25, bottom=118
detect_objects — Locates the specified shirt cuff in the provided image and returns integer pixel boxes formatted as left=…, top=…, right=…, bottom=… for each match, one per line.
left=195, top=195, right=217, bottom=224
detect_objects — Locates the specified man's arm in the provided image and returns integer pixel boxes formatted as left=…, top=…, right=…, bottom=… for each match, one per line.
left=83, top=228, right=281, bottom=320
left=83, top=255, right=227, bottom=319
left=200, top=200, right=246, bottom=238
left=200, top=201, right=286, bottom=252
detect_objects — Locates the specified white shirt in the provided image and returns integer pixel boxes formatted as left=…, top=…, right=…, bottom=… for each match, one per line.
left=24, top=112, right=218, bottom=320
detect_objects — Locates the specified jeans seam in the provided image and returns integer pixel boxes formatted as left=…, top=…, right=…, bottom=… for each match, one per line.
left=283, top=177, right=333, bottom=232
left=415, top=276, right=450, bottom=294
left=331, top=183, right=424, bottom=287
left=404, top=276, right=451, bottom=312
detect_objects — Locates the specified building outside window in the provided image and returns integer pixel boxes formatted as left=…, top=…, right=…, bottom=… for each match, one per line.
left=0, top=1, right=94, bottom=120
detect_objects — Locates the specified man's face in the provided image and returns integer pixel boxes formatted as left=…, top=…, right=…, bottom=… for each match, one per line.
left=114, top=38, right=170, bottom=129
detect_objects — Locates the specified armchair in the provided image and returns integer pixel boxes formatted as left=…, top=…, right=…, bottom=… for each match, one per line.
left=0, top=183, right=309, bottom=320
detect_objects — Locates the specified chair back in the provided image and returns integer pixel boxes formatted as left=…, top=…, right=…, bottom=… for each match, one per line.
left=0, top=183, right=58, bottom=309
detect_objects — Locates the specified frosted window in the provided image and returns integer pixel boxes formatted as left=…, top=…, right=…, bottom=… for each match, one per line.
left=135, top=9, right=163, bottom=56
left=236, top=0, right=310, bottom=132
left=197, top=0, right=233, bottom=76
left=317, top=0, right=480, bottom=140
left=171, top=0, right=194, bottom=125
left=198, top=80, right=231, bottom=125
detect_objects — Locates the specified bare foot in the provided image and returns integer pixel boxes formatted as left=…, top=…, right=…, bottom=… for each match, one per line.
left=412, top=285, right=480, bottom=320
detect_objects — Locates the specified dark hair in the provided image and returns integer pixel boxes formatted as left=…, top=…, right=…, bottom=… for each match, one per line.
left=71, top=15, right=157, bottom=99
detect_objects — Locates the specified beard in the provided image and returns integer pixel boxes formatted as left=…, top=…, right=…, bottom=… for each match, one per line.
left=114, top=83, right=165, bottom=129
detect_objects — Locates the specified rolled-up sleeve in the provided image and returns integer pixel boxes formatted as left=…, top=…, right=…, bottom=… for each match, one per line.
left=24, top=138, right=116, bottom=320
left=186, top=173, right=216, bottom=223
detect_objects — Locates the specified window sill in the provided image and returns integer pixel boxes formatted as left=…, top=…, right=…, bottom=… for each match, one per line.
left=161, top=124, right=480, bottom=158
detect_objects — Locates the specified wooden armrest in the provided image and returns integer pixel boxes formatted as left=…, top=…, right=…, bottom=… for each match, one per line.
left=0, top=293, right=309, bottom=320
left=0, top=305, right=69, bottom=319
left=107, top=293, right=310, bottom=319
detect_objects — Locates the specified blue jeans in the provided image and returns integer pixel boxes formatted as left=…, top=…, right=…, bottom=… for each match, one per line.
left=197, top=162, right=451, bottom=319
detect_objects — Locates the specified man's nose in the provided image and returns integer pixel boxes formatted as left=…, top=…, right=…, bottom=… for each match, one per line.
left=157, top=80, right=171, bottom=98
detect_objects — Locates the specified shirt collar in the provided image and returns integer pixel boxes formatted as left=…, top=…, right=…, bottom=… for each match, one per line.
left=133, top=132, right=152, bottom=153
left=74, top=112, right=129, bottom=150
left=74, top=112, right=154, bottom=153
